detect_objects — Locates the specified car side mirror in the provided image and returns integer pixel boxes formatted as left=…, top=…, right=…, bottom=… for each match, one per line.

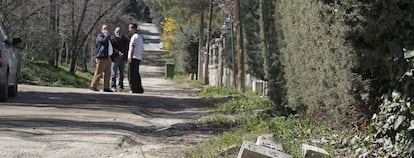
left=12, top=38, right=23, bottom=49
left=12, top=38, right=22, bottom=45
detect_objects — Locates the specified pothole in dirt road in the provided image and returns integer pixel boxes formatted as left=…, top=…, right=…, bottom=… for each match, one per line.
left=150, top=121, right=240, bottom=137
left=117, top=135, right=144, bottom=148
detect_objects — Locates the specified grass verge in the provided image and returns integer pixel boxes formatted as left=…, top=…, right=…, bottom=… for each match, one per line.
left=20, top=61, right=93, bottom=88
left=191, top=86, right=339, bottom=157
left=171, top=71, right=206, bottom=89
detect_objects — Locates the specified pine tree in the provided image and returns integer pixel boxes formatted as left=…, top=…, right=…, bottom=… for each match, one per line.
left=240, top=0, right=265, bottom=79
left=259, top=0, right=286, bottom=106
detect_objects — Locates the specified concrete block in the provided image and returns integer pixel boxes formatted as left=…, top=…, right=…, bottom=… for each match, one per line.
left=302, top=144, right=330, bottom=158
left=218, top=145, right=240, bottom=157
left=252, top=80, right=267, bottom=96
left=237, top=141, right=293, bottom=158
left=256, top=135, right=283, bottom=152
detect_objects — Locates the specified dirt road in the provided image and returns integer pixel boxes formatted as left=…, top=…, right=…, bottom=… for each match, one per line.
left=0, top=24, right=219, bottom=158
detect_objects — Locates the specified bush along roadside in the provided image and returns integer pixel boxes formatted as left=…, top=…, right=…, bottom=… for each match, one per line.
left=339, top=52, right=414, bottom=157
left=341, top=92, right=413, bottom=157
left=191, top=86, right=413, bottom=157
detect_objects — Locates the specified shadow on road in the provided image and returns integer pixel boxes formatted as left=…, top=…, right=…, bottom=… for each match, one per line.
left=0, top=117, right=236, bottom=137
left=5, top=91, right=228, bottom=118
left=0, top=90, right=231, bottom=137
left=142, top=51, right=167, bottom=67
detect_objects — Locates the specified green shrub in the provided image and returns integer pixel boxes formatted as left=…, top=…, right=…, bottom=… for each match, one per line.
left=217, top=92, right=273, bottom=114
left=268, top=117, right=335, bottom=157
left=344, top=92, right=413, bottom=157
left=197, top=113, right=233, bottom=124
left=197, top=86, right=240, bottom=98
left=340, top=50, right=414, bottom=157
left=242, top=0, right=265, bottom=79
left=275, top=0, right=360, bottom=127
left=20, top=61, right=92, bottom=88
left=192, top=87, right=337, bottom=157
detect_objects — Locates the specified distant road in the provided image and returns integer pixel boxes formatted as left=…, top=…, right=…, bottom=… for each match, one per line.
left=140, top=23, right=165, bottom=52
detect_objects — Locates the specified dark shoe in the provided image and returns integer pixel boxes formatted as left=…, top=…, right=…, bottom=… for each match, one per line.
left=132, top=90, right=144, bottom=94
left=89, top=87, right=99, bottom=91
left=129, top=90, right=144, bottom=94
left=103, top=88, right=113, bottom=92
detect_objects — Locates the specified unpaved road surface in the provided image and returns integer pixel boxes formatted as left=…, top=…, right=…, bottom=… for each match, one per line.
left=0, top=68, right=213, bottom=158
left=0, top=23, right=220, bottom=158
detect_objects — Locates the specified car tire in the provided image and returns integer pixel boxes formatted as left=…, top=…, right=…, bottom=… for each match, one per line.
left=0, top=77, right=8, bottom=102
left=8, top=83, right=17, bottom=97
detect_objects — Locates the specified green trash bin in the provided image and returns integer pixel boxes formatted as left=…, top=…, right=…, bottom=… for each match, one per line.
left=165, top=62, right=175, bottom=79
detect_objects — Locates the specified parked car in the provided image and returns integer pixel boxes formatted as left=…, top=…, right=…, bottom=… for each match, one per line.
left=159, top=42, right=163, bottom=49
left=0, top=21, right=23, bottom=102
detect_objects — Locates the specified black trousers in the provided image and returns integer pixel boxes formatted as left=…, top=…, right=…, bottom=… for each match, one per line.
left=128, top=59, right=143, bottom=93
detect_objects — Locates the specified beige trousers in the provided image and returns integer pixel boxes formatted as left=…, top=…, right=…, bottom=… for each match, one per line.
left=90, top=58, right=112, bottom=89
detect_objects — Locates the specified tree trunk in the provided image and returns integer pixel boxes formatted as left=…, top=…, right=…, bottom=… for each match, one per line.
left=55, top=2, right=60, bottom=66
left=48, top=0, right=57, bottom=67
left=204, top=0, right=213, bottom=84
left=234, top=0, right=245, bottom=91
left=66, top=46, right=70, bottom=66
left=70, top=49, right=78, bottom=73
left=197, top=12, right=204, bottom=80
left=69, top=0, right=76, bottom=73
left=82, top=42, right=89, bottom=72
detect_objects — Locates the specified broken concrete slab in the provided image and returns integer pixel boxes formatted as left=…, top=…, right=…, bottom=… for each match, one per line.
left=256, top=135, right=284, bottom=152
left=218, top=145, right=240, bottom=157
left=237, top=141, right=293, bottom=158
left=302, top=144, right=330, bottom=158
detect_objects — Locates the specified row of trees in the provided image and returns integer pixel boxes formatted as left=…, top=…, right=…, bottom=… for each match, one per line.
left=0, top=0, right=147, bottom=73
left=268, top=0, right=414, bottom=127
left=241, top=0, right=412, bottom=130
left=146, top=0, right=414, bottom=130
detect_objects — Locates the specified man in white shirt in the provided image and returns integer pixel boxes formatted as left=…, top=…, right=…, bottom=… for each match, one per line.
left=127, top=23, right=144, bottom=93
left=90, top=24, right=113, bottom=92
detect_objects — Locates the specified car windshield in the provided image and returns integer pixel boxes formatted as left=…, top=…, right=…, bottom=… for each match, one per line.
left=0, top=22, right=10, bottom=42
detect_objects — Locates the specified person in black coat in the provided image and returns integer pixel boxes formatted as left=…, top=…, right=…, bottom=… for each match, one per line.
left=110, top=27, right=130, bottom=90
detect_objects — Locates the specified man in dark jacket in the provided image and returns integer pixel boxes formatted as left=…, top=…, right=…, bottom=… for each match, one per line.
left=110, top=27, right=129, bottom=90
left=90, top=24, right=113, bottom=92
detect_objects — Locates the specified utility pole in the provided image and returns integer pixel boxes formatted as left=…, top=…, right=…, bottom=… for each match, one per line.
left=234, top=0, right=245, bottom=91
left=204, top=0, right=213, bottom=84
left=197, top=12, right=204, bottom=80
left=229, top=19, right=236, bottom=88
